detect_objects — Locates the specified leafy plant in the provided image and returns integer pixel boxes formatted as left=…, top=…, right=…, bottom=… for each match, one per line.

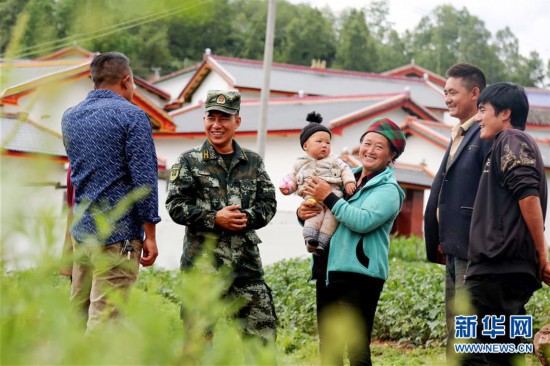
left=389, top=234, right=428, bottom=262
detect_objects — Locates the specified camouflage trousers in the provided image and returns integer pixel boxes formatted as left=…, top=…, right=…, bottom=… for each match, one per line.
left=70, top=239, right=142, bottom=331
left=229, top=279, right=278, bottom=342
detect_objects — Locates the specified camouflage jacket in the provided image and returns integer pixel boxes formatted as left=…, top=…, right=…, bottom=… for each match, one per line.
left=166, top=140, right=277, bottom=280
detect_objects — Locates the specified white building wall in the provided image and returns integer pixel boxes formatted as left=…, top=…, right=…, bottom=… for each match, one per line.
left=190, top=73, right=230, bottom=105
left=154, top=75, right=192, bottom=100
left=398, top=135, right=445, bottom=174
left=23, top=78, right=93, bottom=133
left=136, top=86, right=166, bottom=108
left=1, top=156, right=67, bottom=270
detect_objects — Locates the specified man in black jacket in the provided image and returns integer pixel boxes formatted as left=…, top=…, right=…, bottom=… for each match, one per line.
left=463, top=82, right=550, bottom=365
left=424, top=64, right=491, bottom=356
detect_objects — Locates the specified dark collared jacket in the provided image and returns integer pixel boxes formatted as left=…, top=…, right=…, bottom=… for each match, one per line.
left=166, top=140, right=277, bottom=280
left=424, top=123, right=492, bottom=262
left=468, top=129, right=547, bottom=280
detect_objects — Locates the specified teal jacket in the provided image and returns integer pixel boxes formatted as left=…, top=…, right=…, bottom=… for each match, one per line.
left=326, top=166, right=404, bottom=283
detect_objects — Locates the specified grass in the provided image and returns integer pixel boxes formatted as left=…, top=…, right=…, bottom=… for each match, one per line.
left=1, top=235, right=548, bottom=365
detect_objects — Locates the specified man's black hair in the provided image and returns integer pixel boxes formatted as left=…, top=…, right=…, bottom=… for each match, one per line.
left=478, top=82, right=529, bottom=130
left=90, top=52, right=131, bottom=87
left=446, top=63, right=486, bottom=92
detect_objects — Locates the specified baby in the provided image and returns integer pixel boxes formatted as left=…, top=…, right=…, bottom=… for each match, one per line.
left=280, top=111, right=356, bottom=254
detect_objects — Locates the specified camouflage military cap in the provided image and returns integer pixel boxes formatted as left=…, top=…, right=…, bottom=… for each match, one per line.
left=205, top=90, right=241, bottom=114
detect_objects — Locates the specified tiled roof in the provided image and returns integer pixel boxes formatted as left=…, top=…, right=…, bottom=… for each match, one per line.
left=0, top=59, right=86, bottom=90
left=526, top=87, right=550, bottom=108
left=151, top=66, right=199, bottom=101
left=211, top=56, right=447, bottom=110
left=172, top=55, right=447, bottom=110
left=527, top=107, right=550, bottom=126
left=169, top=94, right=436, bottom=134
left=134, top=75, right=171, bottom=101
left=35, top=46, right=95, bottom=61
left=1, top=113, right=65, bottom=156
left=0, top=60, right=175, bottom=132
left=151, top=64, right=201, bottom=83
left=381, top=63, right=447, bottom=87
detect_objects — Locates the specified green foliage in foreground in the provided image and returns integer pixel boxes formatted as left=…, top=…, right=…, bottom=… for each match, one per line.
left=267, top=249, right=550, bottom=350
left=1, top=235, right=548, bottom=365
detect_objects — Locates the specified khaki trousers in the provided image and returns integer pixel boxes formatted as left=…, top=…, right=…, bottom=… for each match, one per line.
left=70, top=239, right=142, bottom=331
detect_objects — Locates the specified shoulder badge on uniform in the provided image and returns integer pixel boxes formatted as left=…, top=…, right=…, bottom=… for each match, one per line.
left=170, top=164, right=181, bottom=182
left=203, top=150, right=210, bottom=159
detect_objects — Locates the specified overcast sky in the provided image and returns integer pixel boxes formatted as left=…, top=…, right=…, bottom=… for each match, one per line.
left=293, top=0, right=550, bottom=64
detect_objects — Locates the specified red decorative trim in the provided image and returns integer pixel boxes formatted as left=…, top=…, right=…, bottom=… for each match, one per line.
left=174, top=60, right=209, bottom=103
left=132, top=90, right=175, bottom=132
left=35, top=46, right=94, bottom=61
left=151, top=64, right=201, bottom=83
left=209, top=55, right=437, bottom=84
left=3, top=150, right=67, bottom=163
left=134, top=76, right=171, bottom=101
left=381, top=63, right=447, bottom=87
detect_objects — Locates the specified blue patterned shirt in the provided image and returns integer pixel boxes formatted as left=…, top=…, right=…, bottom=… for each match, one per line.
left=62, top=89, right=161, bottom=245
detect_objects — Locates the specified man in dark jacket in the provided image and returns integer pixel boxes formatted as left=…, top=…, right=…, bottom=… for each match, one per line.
left=424, top=64, right=491, bottom=355
left=463, top=82, right=550, bottom=365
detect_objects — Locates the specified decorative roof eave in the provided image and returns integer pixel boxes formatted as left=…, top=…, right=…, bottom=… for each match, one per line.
left=381, top=63, right=447, bottom=87
left=1, top=112, right=67, bottom=161
left=210, top=54, right=440, bottom=84
left=525, top=124, right=550, bottom=131
left=2, top=111, right=63, bottom=138
left=171, top=55, right=238, bottom=107
left=153, top=129, right=299, bottom=140
left=169, top=102, right=203, bottom=117
left=402, top=98, right=442, bottom=122
left=402, top=118, right=449, bottom=150
left=237, top=86, right=298, bottom=97
left=327, top=92, right=442, bottom=135
left=134, top=75, right=171, bottom=101
left=526, top=106, right=550, bottom=126
left=1, top=65, right=175, bottom=133
left=2, top=149, right=67, bottom=163
left=328, top=93, right=410, bottom=134
left=170, top=60, right=209, bottom=107
left=205, top=55, right=237, bottom=86
left=166, top=53, right=448, bottom=110
left=35, top=46, right=95, bottom=61
left=0, top=59, right=86, bottom=68
left=132, top=90, right=175, bottom=132
left=151, top=63, right=201, bottom=84
left=0, top=61, right=91, bottom=101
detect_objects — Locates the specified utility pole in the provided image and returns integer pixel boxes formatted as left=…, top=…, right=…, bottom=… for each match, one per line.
left=257, top=0, right=276, bottom=159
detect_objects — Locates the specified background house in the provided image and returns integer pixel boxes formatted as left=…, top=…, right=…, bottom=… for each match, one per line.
left=2, top=46, right=549, bottom=269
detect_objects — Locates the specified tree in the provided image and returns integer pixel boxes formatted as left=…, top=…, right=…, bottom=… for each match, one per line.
left=0, top=0, right=31, bottom=56
left=407, top=5, right=505, bottom=83
left=364, top=0, right=408, bottom=72
left=365, top=0, right=391, bottom=43
left=495, top=27, right=523, bottom=78
left=278, top=5, right=336, bottom=66
left=334, top=8, right=377, bottom=72
left=166, top=0, right=235, bottom=67
left=524, top=51, right=545, bottom=87
left=8, top=0, right=59, bottom=58
left=494, top=28, right=545, bottom=86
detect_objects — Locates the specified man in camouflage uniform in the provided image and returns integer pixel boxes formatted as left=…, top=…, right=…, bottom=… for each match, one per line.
left=166, top=90, right=278, bottom=341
